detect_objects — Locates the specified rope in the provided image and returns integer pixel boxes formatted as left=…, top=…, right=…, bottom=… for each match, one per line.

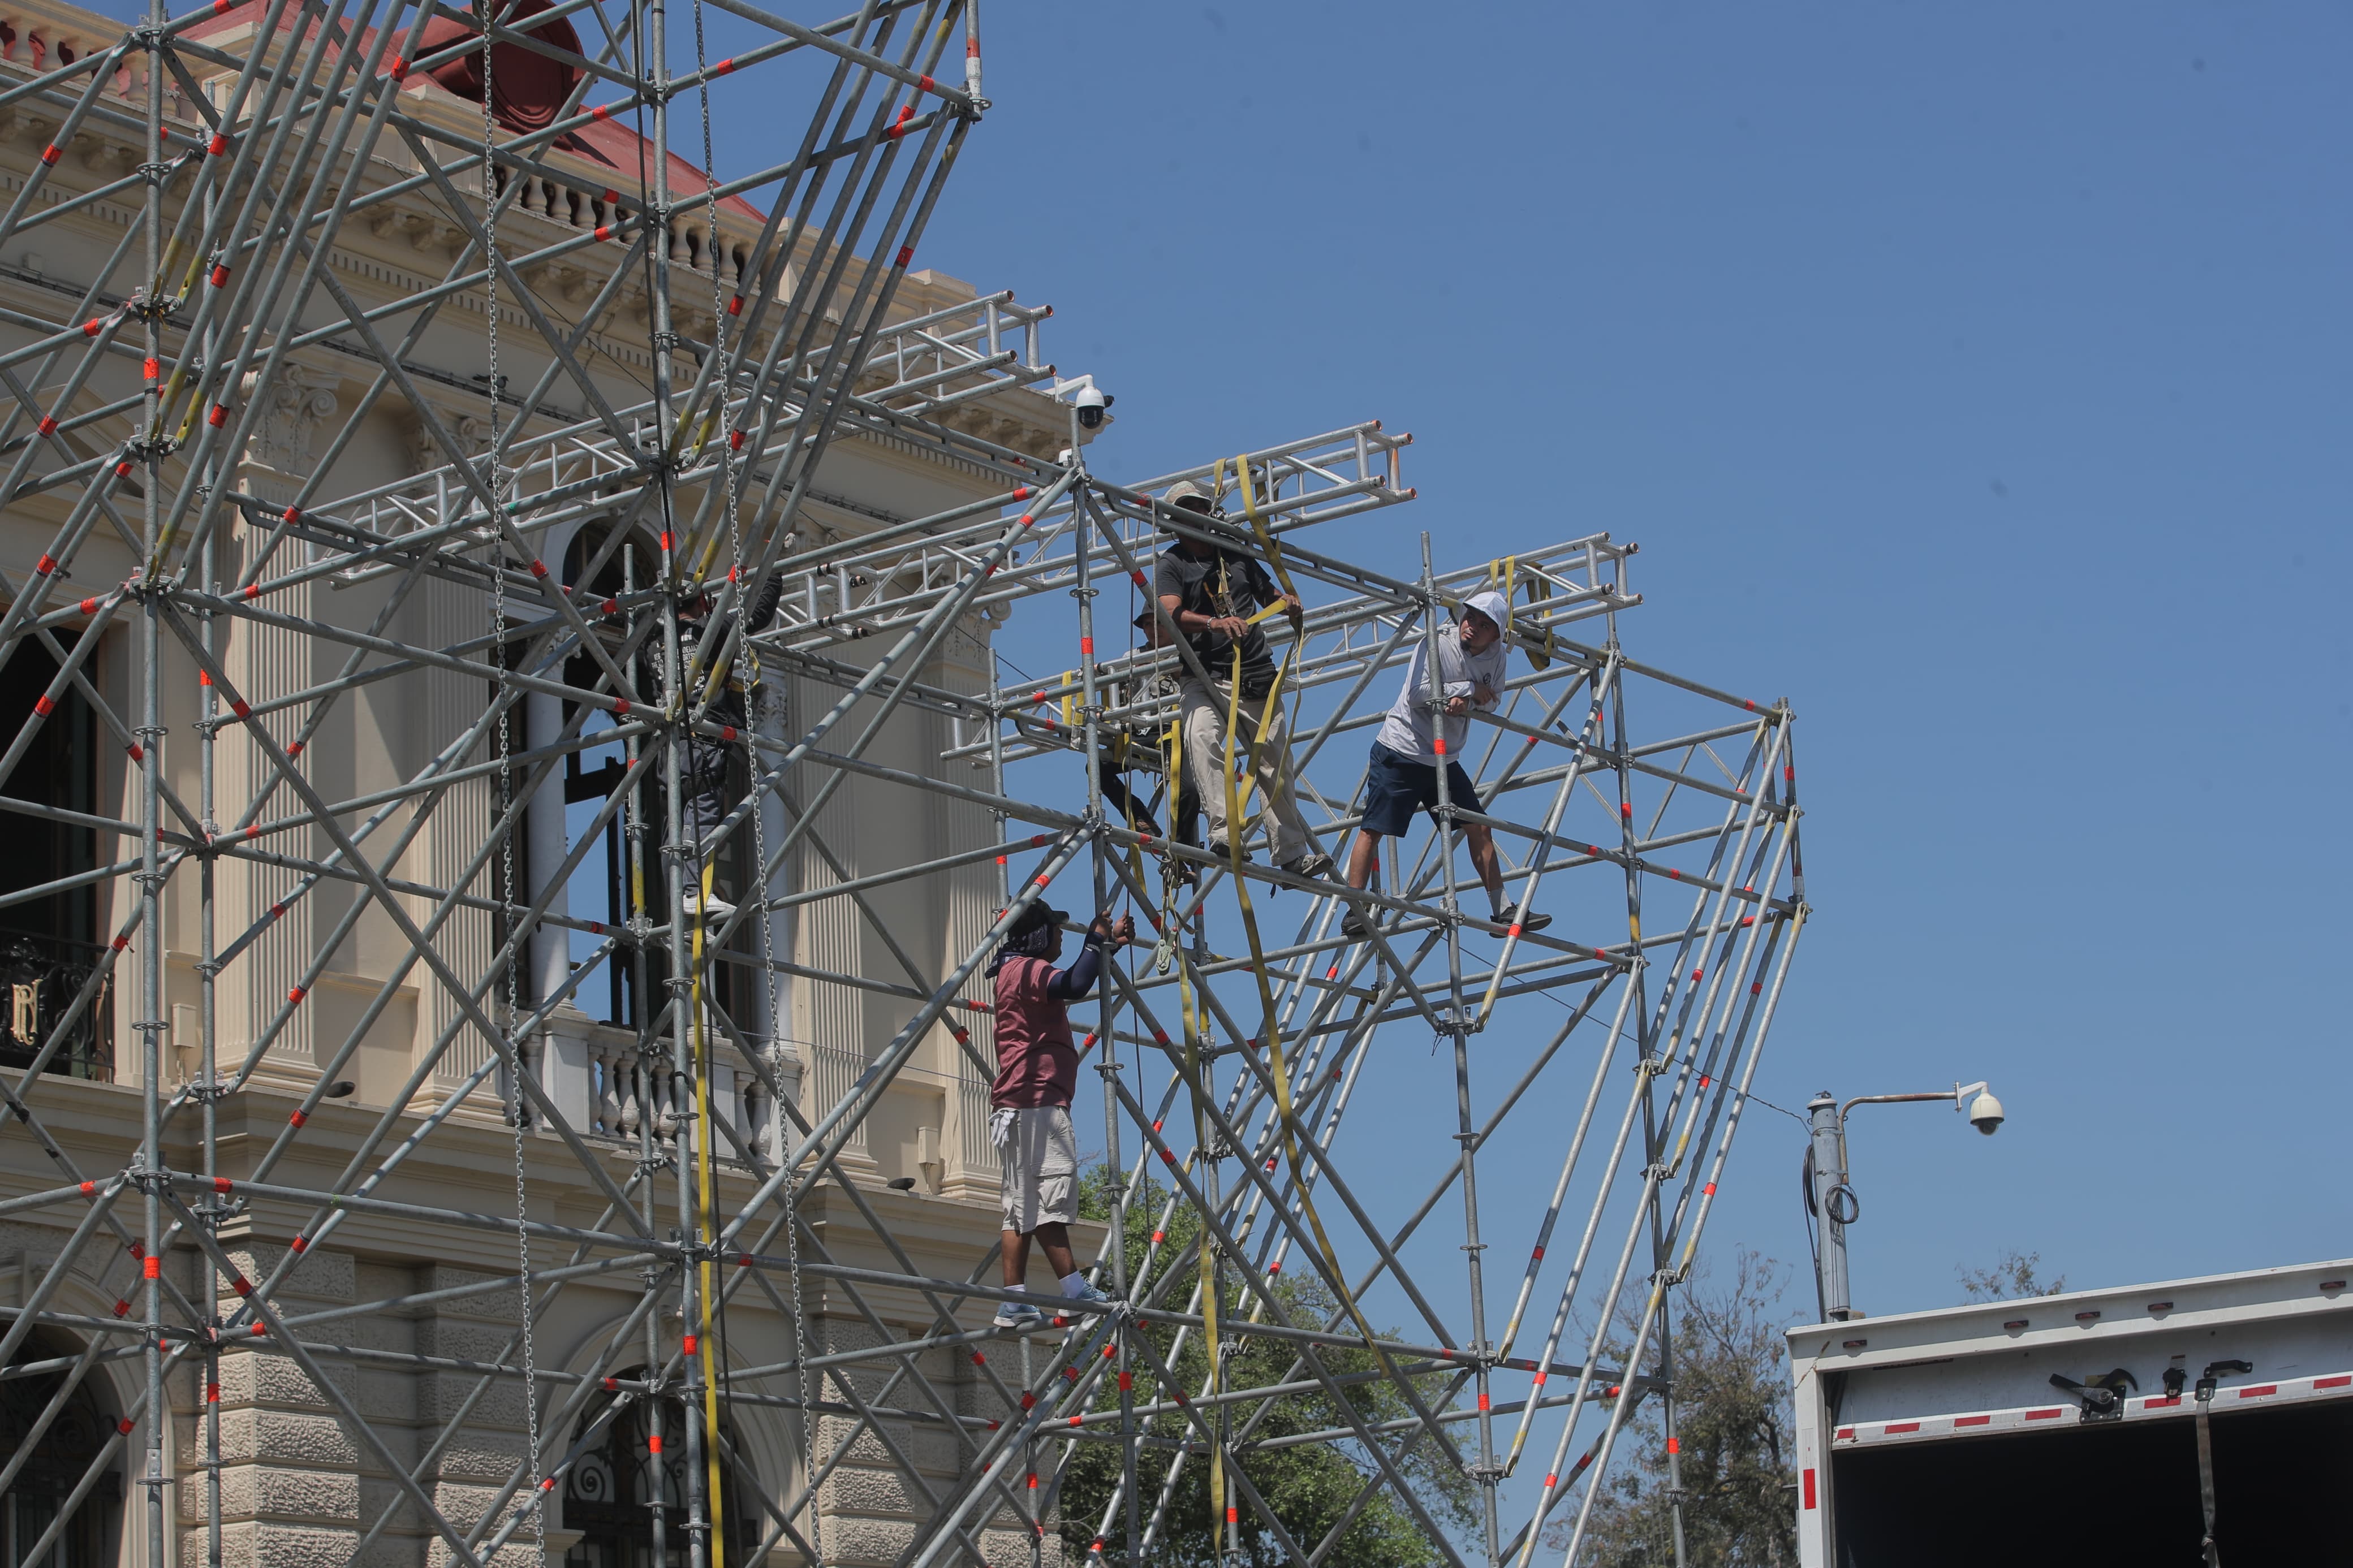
left=479, top=10, right=548, bottom=1559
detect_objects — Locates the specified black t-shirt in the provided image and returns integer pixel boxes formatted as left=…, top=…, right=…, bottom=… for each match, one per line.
left=1153, top=545, right=1279, bottom=686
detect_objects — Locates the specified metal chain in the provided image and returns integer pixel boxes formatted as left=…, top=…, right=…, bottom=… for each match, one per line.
left=689, top=5, right=821, bottom=1556
left=480, top=11, right=549, bottom=1557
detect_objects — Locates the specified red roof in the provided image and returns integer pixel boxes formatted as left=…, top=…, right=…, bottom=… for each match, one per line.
left=187, top=1, right=763, bottom=222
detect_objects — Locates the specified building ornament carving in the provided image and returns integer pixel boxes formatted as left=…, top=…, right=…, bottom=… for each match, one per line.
left=402, top=398, right=497, bottom=474
left=235, top=362, right=340, bottom=477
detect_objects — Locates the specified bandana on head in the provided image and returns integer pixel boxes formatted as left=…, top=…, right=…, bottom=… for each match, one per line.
left=1001, top=919, right=1056, bottom=960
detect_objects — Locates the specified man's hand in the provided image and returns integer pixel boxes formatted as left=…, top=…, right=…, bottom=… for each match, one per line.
left=1444, top=694, right=1472, bottom=716
left=1091, top=912, right=1137, bottom=948
left=1207, top=614, right=1249, bottom=641
left=1472, top=683, right=1497, bottom=707
left=1282, top=591, right=1304, bottom=630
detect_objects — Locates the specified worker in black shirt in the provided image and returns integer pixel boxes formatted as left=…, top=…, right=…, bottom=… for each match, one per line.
left=649, top=570, right=786, bottom=919
left=1150, top=480, right=1331, bottom=879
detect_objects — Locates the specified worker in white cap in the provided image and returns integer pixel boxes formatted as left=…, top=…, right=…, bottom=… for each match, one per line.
left=1340, top=590, right=1550, bottom=939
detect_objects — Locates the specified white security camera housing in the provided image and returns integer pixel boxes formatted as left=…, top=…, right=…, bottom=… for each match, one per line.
left=1967, top=1090, right=2005, bottom=1136
left=1053, top=374, right=1114, bottom=431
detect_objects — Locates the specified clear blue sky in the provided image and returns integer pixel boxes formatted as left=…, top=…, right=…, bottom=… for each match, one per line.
left=842, top=3, right=2349, bottom=1320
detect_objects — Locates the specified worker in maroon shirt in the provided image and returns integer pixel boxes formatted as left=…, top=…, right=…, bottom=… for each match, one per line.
left=988, top=900, right=1132, bottom=1329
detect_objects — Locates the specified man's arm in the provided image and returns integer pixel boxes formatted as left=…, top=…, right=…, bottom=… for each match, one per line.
left=1157, top=589, right=1246, bottom=643
left=1046, top=913, right=1134, bottom=1000
left=748, top=569, right=787, bottom=630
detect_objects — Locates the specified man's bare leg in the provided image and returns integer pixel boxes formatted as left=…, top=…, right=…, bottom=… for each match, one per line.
left=1031, top=1221, right=1079, bottom=1280
left=1001, top=1223, right=1080, bottom=1293
left=1001, top=1229, right=1029, bottom=1290
left=1468, top=823, right=1504, bottom=909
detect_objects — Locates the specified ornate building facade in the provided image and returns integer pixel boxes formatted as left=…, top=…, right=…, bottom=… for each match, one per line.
left=0, top=2, right=1084, bottom=1562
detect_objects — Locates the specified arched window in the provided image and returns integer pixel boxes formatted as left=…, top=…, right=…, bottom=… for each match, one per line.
left=562, top=1372, right=762, bottom=1568
left=1, top=1332, right=123, bottom=1568
left=559, top=525, right=664, bottom=1030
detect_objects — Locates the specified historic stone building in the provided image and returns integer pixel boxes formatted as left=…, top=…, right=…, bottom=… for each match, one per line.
left=0, top=1, right=1086, bottom=1562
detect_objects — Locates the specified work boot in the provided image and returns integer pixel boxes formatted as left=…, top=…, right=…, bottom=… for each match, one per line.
left=1341, top=908, right=1369, bottom=941
left=1498, top=903, right=1552, bottom=934
left=1208, top=839, right=1250, bottom=865
left=1280, top=850, right=1334, bottom=880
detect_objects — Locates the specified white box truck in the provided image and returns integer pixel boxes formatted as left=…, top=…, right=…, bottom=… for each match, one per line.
left=1786, top=1256, right=2353, bottom=1565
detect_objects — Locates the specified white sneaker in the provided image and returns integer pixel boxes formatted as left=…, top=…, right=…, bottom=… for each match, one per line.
left=994, top=1302, right=1045, bottom=1331
left=684, top=890, right=736, bottom=922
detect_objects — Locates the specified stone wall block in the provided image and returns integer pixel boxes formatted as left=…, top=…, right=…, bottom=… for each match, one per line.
left=229, top=1243, right=356, bottom=1303
left=813, top=1414, right=911, bottom=1467
left=217, top=1348, right=356, bottom=1410
left=423, top=1478, right=510, bottom=1534
left=182, top=1521, right=363, bottom=1568
left=191, top=1463, right=361, bottom=1523
left=824, top=1464, right=915, bottom=1515
left=221, top=1407, right=363, bottom=1468
left=425, top=1428, right=532, bottom=1483
left=813, top=1513, right=915, bottom=1567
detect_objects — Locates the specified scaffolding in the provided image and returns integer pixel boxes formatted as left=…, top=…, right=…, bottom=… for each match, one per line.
left=0, top=1, right=1809, bottom=1565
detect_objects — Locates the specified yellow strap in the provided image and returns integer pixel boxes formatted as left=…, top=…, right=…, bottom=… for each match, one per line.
left=689, top=860, right=728, bottom=1568
left=1213, top=634, right=1391, bottom=1369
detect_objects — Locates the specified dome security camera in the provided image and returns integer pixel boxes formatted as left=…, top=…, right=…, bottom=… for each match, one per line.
left=1967, top=1089, right=2005, bottom=1136
left=1053, top=375, right=1114, bottom=431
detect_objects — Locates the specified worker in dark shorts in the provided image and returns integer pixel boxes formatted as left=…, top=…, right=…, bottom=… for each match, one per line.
left=989, top=900, right=1134, bottom=1329
left=1340, top=590, right=1552, bottom=940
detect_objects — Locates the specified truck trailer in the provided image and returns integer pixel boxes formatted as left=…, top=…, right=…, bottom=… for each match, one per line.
left=1786, top=1256, right=2353, bottom=1565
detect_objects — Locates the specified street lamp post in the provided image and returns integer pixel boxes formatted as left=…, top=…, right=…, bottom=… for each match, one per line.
left=1804, top=1081, right=2005, bottom=1321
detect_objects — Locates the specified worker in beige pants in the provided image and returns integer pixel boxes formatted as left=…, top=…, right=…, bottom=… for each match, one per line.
left=1176, top=676, right=1320, bottom=870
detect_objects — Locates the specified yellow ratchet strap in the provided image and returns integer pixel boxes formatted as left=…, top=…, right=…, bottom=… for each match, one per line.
left=691, top=859, right=728, bottom=1568
left=1172, top=925, right=1225, bottom=1540
left=1213, top=640, right=1394, bottom=1373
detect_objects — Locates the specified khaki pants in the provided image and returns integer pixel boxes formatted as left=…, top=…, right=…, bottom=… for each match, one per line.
left=1178, top=679, right=1312, bottom=865
left=994, top=1105, right=1077, bottom=1233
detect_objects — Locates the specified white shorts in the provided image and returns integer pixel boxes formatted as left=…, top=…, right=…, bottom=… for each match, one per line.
left=996, top=1105, right=1077, bottom=1233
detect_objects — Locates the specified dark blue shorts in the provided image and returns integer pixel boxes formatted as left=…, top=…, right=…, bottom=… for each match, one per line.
left=1360, top=742, right=1480, bottom=837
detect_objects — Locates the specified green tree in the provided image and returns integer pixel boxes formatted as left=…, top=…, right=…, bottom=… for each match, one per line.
left=1550, top=1250, right=1799, bottom=1567
left=1957, top=1248, right=2066, bottom=1303
left=1054, top=1167, right=1478, bottom=1567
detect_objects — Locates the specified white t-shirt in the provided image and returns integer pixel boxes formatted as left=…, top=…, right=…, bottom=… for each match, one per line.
left=1374, top=623, right=1506, bottom=763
